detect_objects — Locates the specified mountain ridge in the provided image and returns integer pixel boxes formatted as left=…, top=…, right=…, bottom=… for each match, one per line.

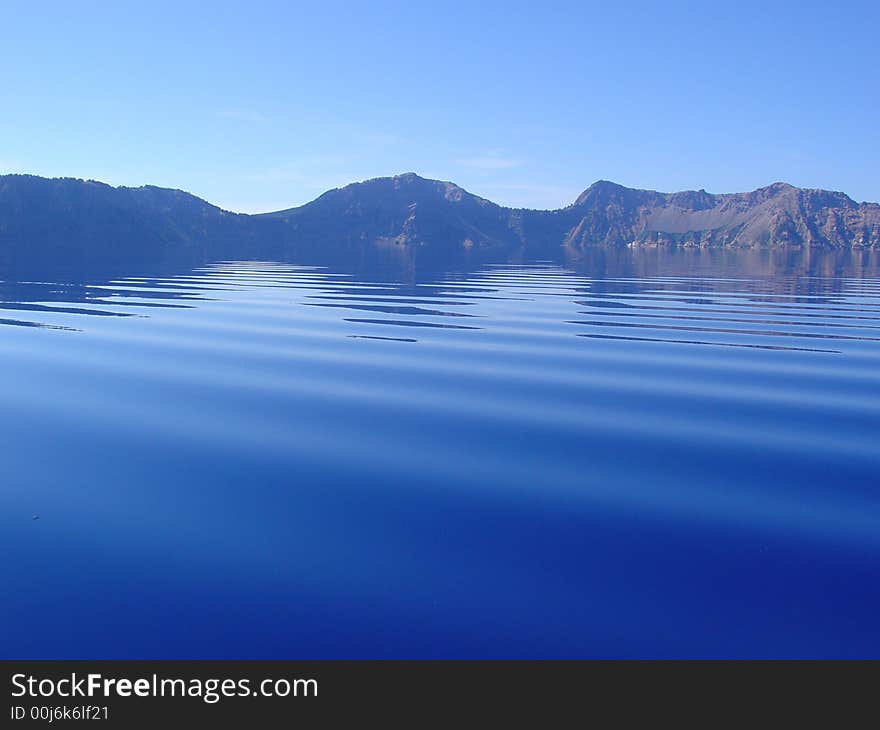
left=1, top=172, right=878, bottom=271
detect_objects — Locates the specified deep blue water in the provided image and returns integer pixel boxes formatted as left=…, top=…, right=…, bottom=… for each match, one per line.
left=2, top=252, right=879, bottom=658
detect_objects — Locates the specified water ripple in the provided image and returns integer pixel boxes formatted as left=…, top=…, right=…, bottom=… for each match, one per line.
left=3, top=254, right=880, bottom=658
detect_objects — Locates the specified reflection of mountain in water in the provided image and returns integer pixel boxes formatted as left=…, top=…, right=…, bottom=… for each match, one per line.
left=1, top=251, right=879, bottom=357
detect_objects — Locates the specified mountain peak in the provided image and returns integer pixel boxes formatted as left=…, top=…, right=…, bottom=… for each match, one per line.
left=755, top=181, right=797, bottom=195
left=588, top=179, right=626, bottom=190
left=581, top=179, right=633, bottom=195
left=573, top=179, right=645, bottom=207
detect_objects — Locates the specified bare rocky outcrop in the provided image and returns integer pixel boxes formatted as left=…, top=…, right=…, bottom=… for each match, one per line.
left=560, top=180, right=880, bottom=250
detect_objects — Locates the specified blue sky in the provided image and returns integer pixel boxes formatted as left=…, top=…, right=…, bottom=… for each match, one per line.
left=2, top=1, right=877, bottom=212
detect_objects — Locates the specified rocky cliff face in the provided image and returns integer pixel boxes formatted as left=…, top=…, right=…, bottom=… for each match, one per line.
left=560, top=180, right=880, bottom=250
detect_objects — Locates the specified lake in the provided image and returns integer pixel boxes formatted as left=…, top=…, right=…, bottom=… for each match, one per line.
left=2, top=249, right=879, bottom=658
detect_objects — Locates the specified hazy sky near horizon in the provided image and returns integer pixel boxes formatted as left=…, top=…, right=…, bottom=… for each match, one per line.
left=2, top=1, right=877, bottom=213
